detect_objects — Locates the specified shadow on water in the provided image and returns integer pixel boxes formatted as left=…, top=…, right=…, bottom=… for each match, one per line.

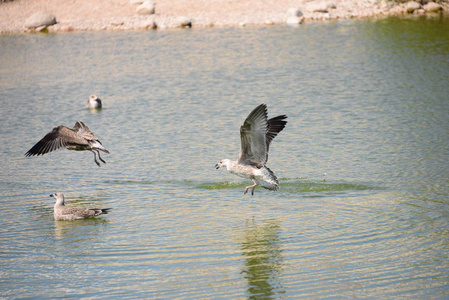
left=104, top=179, right=154, bottom=185
left=197, top=181, right=246, bottom=190
left=198, top=179, right=377, bottom=197
left=240, top=218, right=285, bottom=299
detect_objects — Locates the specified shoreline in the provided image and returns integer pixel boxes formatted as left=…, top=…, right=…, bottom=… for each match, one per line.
left=0, top=0, right=448, bottom=34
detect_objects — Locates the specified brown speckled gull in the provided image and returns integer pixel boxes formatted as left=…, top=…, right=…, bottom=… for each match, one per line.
left=215, top=103, right=287, bottom=195
left=50, top=192, right=111, bottom=221
left=25, top=121, right=109, bottom=167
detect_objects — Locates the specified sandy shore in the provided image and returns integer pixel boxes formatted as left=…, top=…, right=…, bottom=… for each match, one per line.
left=0, top=0, right=448, bottom=33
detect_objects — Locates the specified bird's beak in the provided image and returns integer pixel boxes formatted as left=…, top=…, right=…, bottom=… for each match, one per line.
left=215, top=164, right=220, bottom=169
left=49, top=194, right=54, bottom=197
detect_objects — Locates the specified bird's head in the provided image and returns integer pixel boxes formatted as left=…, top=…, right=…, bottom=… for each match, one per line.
left=215, top=159, right=231, bottom=170
left=50, top=192, right=65, bottom=204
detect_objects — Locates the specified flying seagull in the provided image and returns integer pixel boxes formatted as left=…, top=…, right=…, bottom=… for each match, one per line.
left=25, top=121, right=109, bottom=166
left=215, top=103, right=287, bottom=195
left=86, top=94, right=102, bottom=109
left=50, top=192, right=111, bottom=220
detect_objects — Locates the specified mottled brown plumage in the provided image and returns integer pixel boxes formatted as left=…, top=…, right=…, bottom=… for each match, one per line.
left=50, top=192, right=111, bottom=221
left=25, top=121, right=109, bottom=166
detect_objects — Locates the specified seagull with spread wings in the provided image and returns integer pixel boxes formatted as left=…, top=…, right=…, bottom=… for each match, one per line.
left=25, top=121, right=109, bottom=166
left=215, top=104, right=287, bottom=195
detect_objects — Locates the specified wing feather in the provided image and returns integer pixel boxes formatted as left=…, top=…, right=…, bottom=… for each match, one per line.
left=266, top=114, right=288, bottom=158
left=237, top=104, right=288, bottom=167
left=60, top=206, right=110, bottom=218
left=61, top=207, right=95, bottom=218
left=25, top=125, right=89, bottom=157
left=73, top=121, right=98, bottom=141
left=238, top=104, right=269, bottom=167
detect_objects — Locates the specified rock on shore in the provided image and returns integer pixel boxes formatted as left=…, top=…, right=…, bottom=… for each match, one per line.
left=0, top=0, right=448, bottom=33
left=24, top=11, right=56, bottom=30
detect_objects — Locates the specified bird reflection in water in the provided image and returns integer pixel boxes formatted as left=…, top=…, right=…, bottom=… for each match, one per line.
left=53, top=217, right=109, bottom=240
left=240, top=218, right=285, bottom=299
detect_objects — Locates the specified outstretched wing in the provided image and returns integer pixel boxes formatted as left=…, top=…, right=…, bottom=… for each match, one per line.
left=266, top=114, right=287, bottom=155
left=238, top=104, right=269, bottom=167
left=25, top=125, right=88, bottom=157
left=237, top=104, right=288, bottom=167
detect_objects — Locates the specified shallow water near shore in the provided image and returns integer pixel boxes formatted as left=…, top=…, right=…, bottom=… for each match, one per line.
left=1, top=17, right=449, bottom=298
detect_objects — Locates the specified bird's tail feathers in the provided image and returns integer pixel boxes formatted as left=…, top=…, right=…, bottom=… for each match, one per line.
left=260, top=166, right=280, bottom=191
left=91, top=208, right=112, bottom=215
left=92, top=141, right=110, bottom=153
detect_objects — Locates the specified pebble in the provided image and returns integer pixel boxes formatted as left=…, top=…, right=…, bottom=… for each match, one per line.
left=1, top=0, right=447, bottom=33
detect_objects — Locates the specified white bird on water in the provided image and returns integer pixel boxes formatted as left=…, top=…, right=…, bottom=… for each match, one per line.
left=86, top=94, right=102, bottom=109
left=25, top=121, right=109, bottom=167
left=50, top=192, right=111, bottom=221
left=215, top=103, right=287, bottom=195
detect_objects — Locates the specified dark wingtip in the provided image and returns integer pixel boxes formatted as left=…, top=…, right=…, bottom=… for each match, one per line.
left=25, top=149, right=38, bottom=157
left=257, top=103, right=267, bottom=112
left=250, top=103, right=267, bottom=114
left=25, top=148, right=35, bottom=157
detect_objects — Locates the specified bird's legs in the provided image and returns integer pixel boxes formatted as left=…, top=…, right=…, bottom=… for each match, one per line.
left=90, top=150, right=106, bottom=167
left=244, top=182, right=259, bottom=195
left=91, top=150, right=101, bottom=167
left=97, top=150, right=106, bottom=164
left=251, top=185, right=257, bottom=195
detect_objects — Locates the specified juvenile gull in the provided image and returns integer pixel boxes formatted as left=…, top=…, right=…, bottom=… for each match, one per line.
left=215, top=104, right=287, bottom=195
left=50, top=192, right=111, bottom=220
left=25, top=121, right=109, bottom=167
left=86, top=94, right=102, bottom=109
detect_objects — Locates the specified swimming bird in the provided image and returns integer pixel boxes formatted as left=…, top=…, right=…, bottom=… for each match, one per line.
left=50, top=192, right=111, bottom=221
left=215, top=104, right=287, bottom=195
left=86, top=94, right=102, bottom=109
left=25, top=121, right=109, bottom=167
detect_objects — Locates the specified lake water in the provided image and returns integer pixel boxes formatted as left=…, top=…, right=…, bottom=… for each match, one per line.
left=1, top=16, right=449, bottom=298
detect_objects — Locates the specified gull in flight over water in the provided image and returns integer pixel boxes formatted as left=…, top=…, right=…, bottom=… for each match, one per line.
left=25, top=121, right=109, bottom=166
left=215, top=103, right=287, bottom=195
left=50, top=192, right=111, bottom=220
left=86, top=94, right=102, bottom=109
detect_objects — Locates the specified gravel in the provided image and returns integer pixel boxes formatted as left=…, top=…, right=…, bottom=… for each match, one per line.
left=0, top=0, right=447, bottom=33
